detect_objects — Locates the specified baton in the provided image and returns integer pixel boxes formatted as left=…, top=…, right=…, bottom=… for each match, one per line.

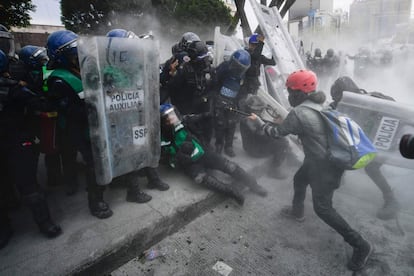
left=225, top=106, right=274, bottom=124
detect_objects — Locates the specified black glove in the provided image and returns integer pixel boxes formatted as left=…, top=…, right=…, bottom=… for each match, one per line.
left=176, top=141, right=195, bottom=166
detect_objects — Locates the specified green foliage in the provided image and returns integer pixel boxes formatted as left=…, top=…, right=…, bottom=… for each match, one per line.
left=174, top=0, right=232, bottom=27
left=0, top=0, right=36, bottom=28
left=61, top=0, right=111, bottom=34
left=60, top=0, right=232, bottom=36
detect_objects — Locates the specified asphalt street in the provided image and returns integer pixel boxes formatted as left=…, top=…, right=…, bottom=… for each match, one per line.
left=112, top=166, right=414, bottom=276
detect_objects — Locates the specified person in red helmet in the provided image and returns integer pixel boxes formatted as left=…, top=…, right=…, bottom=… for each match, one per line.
left=247, top=69, right=373, bottom=272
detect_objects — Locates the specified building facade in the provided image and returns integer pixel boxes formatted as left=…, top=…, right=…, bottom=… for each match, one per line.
left=350, top=0, right=412, bottom=41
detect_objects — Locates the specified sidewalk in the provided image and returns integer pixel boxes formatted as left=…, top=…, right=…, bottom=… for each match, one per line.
left=0, top=134, right=282, bottom=276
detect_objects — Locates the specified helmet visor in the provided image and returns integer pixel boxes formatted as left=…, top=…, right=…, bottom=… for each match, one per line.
left=58, top=39, right=78, bottom=56
left=162, top=107, right=180, bottom=126
left=229, top=57, right=250, bottom=77
left=32, top=47, right=49, bottom=66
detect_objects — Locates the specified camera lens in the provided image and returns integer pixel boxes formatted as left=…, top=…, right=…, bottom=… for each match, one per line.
left=400, top=134, right=414, bottom=159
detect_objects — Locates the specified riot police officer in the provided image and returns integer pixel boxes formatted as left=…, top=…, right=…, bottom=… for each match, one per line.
left=166, top=40, right=215, bottom=146
left=160, top=103, right=267, bottom=205
left=0, top=49, right=62, bottom=250
left=46, top=30, right=113, bottom=218
left=307, top=48, right=324, bottom=77
left=330, top=76, right=400, bottom=220
left=214, top=49, right=251, bottom=157
left=159, top=32, right=200, bottom=103
left=19, top=45, right=62, bottom=187
left=347, top=47, right=372, bottom=79
left=323, top=49, right=340, bottom=76
left=239, top=33, right=276, bottom=97
left=106, top=28, right=169, bottom=203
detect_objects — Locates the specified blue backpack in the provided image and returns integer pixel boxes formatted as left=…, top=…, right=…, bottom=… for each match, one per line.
left=316, top=107, right=377, bottom=170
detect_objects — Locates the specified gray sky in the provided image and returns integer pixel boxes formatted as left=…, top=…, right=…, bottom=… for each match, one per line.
left=30, top=0, right=61, bottom=26
left=29, top=0, right=357, bottom=26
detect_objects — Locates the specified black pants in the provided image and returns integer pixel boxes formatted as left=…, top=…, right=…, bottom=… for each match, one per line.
left=184, top=150, right=235, bottom=180
left=292, top=158, right=363, bottom=247
left=364, top=161, right=393, bottom=200
left=57, top=123, right=101, bottom=191
left=214, top=96, right=238, bottom=148
left=0, top=133, right=41, bottom=215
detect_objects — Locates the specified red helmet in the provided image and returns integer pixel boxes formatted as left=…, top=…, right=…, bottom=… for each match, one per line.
left=286, top=69, right=317, bottom=94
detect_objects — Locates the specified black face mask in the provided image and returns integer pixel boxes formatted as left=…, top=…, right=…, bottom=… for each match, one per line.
left=288, top=90, right=308, bottom=107
left=26, top=70, right=43, bottom=91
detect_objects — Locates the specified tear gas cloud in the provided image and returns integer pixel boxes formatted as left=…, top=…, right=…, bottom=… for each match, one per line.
left=297, top=8, right=414, bottom=248
left=80, top=6, right=414, bottom=266
left=103, top=12, right=220, bottom=62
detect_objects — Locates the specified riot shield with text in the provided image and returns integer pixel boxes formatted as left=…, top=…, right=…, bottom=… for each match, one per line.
left=78, top=36, right=160, bottom=185
left=337, top=92, right=414, bottom=169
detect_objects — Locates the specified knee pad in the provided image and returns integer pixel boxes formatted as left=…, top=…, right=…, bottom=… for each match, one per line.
left=194, top=172, right=207, bottom=185
left=224, top=159, right=237, bottom=173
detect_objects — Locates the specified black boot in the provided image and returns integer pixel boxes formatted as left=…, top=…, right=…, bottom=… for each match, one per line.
left=347, top=237, right=373, bottom=271
left=224, top=126, right=236, bottom=157
left=229, top=165, right=267, bottom=197
left=0, top=212, right=13, bottom=250
left=88, top=184, right=113, bottom=219
left=25, top=193, right=62, bottom=238
left=215, top=143, right=223, bottom=155
left=145, top=167, right=169, bottom=191
left=280, top=205, right=305, bottom=222
left=126, top=182, right=152, bottom=203
left=201, top=174, right=245, bottom=205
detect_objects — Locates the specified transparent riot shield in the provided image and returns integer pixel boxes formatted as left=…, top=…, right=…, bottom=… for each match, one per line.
left=248, top=0, right=305, bottom=76
left=248, top=0, right=305, bottom=111
left=213, top=26, right=243, bottom=67
left=337, top=92, right=414, bottom=169
left=78, top=36, right=160, bottom=185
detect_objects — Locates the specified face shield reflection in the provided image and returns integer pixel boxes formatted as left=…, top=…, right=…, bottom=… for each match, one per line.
left=162, top=107, right=181, bottom=127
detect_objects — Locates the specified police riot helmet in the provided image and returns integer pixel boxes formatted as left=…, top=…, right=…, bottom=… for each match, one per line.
left=46, top=30, right=78, bottom=69
left=0, top=49, right=9, bottom=72
left=286, top=69, right=317, bottom=94
left=19, top=45, right=49, bottom=70
left=0, top=24, right=16, bottom=59
left=160, top=103, right=181, bottom=126
left=160, top=103, right=174, bottom=116
left=106, top=29, right=137, bottom=38
left=186, top=41, right=208, bottom=61
left=314, top=48, right=322, bottom=58
left=178, top=32, right=201, bottom=51
left=330, top=76, right=361, bottom=103
left=248, top=33, right=260, bottom=44
left=228, top=49, right=251, bottom=77
left=327, top=48, right=334, bottom=57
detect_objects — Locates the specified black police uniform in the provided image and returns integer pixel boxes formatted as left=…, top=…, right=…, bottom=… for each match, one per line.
left=240, top=41, right=275, bottom=97
left=166, top=50, right=215, bottom=146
